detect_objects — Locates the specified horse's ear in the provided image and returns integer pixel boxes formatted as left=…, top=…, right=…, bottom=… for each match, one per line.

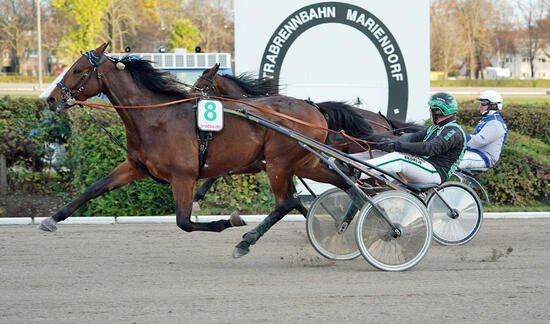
left=202, top=63, right=219, bottom=77
left=213, top=63, right=220, bottom=73
left=94, top=42, right=110, bottom=56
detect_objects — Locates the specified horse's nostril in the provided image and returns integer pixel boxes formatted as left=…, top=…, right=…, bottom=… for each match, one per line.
left=47, top=97, right=55, bottom=104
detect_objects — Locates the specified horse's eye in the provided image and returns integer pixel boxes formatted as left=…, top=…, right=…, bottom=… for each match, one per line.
left=74, top=68, right=82, bottom=74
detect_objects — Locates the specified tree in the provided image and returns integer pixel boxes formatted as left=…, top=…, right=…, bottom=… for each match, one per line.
left=102, top=0, right=137, bottom=52
left=168, top=18, right=201, bottom=52
left=431, top=0, right=462, bottom=78
left=182, top=0, right=234, bottom=54
left=534, top=2, right=550, bottom=65
left=486, top=1, right=518, bottom=68
left=516, top=0, right=546, bottom=78
left=128, top=0, right=162, bottom=52
left=455, top=0, right=493, bottom=79
left=0, top=0, right=35, bottom=74
left=41, top=3, right=71, bottom=74
left=51, top=0, right=112, bottom=64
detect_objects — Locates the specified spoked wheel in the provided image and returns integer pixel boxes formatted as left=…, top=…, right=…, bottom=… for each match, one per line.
left=427, top=182, right=483, bottom=246
left=355, top=191, right=432, bottom=271
left=306, top=188, right=361, bottom=260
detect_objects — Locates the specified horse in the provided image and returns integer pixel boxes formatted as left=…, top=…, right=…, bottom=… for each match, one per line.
left=189, top=64, right=424, bottom=207
left=190, top=64, right=390, bottom=209
left=40, top=43, right=370, bottom=258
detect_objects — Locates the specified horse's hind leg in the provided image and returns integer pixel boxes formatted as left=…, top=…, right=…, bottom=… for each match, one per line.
left=192, top=177, right=219, bottom=211
left=233, top=175, right=300, bottom=258
left=39, top=160, right=146, bottom=232
left=172, top=176, right=246, bottom=232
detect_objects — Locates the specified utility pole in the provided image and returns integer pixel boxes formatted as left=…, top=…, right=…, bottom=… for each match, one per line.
left=37, top=0, right=42, bottom=90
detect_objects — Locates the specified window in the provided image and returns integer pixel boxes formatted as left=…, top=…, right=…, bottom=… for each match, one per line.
left=539, top=58, right=546, bottom=63
left=522, top=57, right=527, bottom=62
left=505, top=57, right=512, bottom=63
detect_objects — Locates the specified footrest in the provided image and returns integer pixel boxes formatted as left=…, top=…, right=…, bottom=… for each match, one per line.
left=407, top=182, right=439, bottom=191
left=468, top=167, right=488, bottom=173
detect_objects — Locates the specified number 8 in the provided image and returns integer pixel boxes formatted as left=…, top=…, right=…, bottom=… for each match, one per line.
left=204, top=102, right=217, bottom=121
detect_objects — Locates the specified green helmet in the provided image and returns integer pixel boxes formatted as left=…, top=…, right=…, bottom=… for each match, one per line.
left=428, top=92, right=457, bottom=116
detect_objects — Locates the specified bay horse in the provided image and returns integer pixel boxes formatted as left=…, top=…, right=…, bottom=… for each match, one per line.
left=190, top=64, right=386, bottom=210
left=40, top=43, right=360, bottom=258
left=189, top=64, right=423, bottom=207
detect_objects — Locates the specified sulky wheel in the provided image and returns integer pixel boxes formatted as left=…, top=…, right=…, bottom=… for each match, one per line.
left=306, top=188, right=361, bottom=260
left=355, top=191, right=432, bottom=271
left=426, top=181, right=483, bottom=246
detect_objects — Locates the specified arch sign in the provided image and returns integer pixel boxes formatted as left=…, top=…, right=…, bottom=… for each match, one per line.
left=235, top=0, right=429, bottom=122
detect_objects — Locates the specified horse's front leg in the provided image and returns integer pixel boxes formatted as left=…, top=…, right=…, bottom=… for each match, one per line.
left=39, top=160, right=146, bottom=232
left=173, top=176, right=246, bottom=232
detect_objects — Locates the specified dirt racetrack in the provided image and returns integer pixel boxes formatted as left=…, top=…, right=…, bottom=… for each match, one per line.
left=1, top=219, right=549, bottom=323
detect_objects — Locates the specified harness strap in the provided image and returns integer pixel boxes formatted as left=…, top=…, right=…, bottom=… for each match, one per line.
left=197, top=130, right=213, bottom=179
left=305, top=99, right=329, bottom=121
left=192, top=103, right=213, bottom=179
left=377, top=111, right=396, bottom=134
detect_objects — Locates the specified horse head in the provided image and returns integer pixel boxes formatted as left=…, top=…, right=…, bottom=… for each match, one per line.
left=47, top=42, right=112, bottom=112
left=193, top=63, right=220, bottom=94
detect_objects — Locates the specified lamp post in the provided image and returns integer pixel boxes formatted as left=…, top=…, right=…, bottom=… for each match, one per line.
left=36, top=0, right=42, bottom=90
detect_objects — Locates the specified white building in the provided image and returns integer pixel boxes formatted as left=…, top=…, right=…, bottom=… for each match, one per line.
left=499, top=49, right=550, bottom=79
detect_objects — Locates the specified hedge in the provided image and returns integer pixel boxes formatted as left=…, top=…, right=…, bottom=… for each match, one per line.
left=0, top=96, right=71, bottom=171
left=0, top=75, right=56, bottom=83
left=470, top=131, right=550, bottom=206
left=431, top=79, right=550, bottom=87
left=3, top=97, right=549, bottom=214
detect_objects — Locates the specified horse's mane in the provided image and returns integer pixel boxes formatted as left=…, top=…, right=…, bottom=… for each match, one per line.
left=119, top=58, right=189, bottom=98
left=222, top=73, right=279, bottom=96
left=317, top=101, right=380, bottom=141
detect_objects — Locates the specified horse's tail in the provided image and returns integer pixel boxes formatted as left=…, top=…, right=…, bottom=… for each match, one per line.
left=316, top=101, right=375, bottom=140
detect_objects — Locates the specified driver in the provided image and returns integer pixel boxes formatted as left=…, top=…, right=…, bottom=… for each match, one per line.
left=458, top=90, right=508, bottom=169
left=352, top=92, right=466, bottom=185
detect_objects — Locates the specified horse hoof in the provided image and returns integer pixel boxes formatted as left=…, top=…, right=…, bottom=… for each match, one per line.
left=232, top=241, right=250, bottom=258
left=229, top=211, right=246, bottom=227
left=192, top=201, right=201, bottom=212
left=38, top=217, right=58, bottom=232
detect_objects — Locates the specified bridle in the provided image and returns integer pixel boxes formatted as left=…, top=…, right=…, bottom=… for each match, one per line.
left=56, top=50, right=106, bottom=107
left=196, top=73, right=217, bottom=94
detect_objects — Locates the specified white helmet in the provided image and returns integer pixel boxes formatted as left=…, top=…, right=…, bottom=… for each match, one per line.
left=477, top=90, right=503, bottom=110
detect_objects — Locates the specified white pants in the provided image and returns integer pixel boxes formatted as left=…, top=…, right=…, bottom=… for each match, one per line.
left=459, top=150, right=488, bottom=169
left=355, top=152, right=442, bottom=184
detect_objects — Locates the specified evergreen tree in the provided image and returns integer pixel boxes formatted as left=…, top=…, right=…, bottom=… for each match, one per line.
left=168, top=18, right=201, bottom=52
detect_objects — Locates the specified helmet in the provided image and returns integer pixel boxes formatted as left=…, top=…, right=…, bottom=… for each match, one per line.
left=477, top=90, right=503, bottom=110
left=428, top=92, right=458, bottom=116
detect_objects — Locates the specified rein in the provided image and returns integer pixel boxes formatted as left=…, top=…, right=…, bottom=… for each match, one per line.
left=63, top=50, right=376, bottom=154
left=75, top=96, right=377, bottom=152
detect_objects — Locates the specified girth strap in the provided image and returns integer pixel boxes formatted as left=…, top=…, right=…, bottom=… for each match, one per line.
left=193, top=103, right=214, bottom=179
left=197, top=130, right=213, bottom=179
